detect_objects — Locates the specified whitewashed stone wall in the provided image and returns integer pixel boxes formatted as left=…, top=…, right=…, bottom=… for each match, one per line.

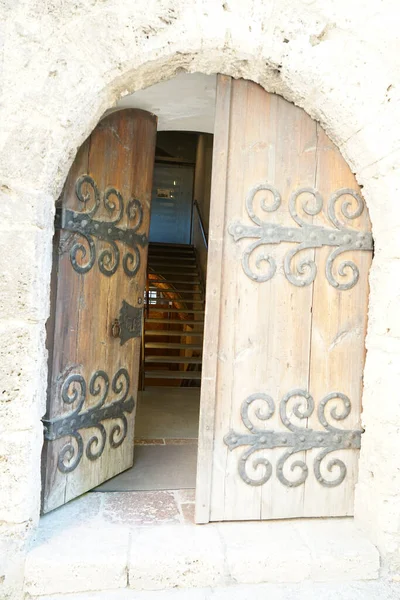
left=1, top=0, right=399, bottom=597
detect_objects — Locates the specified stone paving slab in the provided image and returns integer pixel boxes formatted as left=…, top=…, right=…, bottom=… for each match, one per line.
left=33, top=580, right=400, bottom=600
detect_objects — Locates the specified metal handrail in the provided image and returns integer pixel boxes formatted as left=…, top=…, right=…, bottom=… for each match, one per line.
left=193, top=200, right=208, bottom=250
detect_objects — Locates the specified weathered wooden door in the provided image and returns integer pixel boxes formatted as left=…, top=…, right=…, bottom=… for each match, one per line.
left=196, top=76, right=373, bottom=522
left=42, top=109, right=157, bottom=513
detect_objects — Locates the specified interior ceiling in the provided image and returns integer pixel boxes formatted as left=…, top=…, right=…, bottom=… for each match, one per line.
left=112, top=72, right=217, bottom=133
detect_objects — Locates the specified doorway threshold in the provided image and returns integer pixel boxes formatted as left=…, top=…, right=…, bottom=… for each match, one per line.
left=25, top=491, right=379, bottom=598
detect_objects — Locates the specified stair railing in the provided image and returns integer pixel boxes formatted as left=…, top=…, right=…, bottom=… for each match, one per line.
left=193, top=200, right=208, bottom=250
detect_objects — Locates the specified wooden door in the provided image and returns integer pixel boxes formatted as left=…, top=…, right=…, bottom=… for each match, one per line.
left=42, top=109, right=157, bottom=513
left=196, top=76, right=373, bottom=522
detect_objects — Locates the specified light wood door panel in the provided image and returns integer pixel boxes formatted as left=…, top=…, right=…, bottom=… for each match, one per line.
left=196, top=76, right=372, bottom=522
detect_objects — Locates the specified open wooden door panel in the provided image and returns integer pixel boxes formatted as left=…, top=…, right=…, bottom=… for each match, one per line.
left=42, top=109, right=157, bottom=513
left=196, top=76, right=372, bottom=522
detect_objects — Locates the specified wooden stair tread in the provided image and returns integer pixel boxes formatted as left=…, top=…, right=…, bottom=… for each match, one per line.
left=149, top=299, right=205, bottom=305
left=149, top=262, right=198, bottom=268
left=145, top=342, right=203, bottom=349
left=144, top=243, right=205, bottom=388
left=149, top=271, right=200, bottom=277
left=144, top=370, right=202, bottom=380
left=144, top=330, right=204, bottom=337
left=148, top=307, right=205, bottom=314
left=149, top=280, right=201, bottom=285
left=145, top=356, right=202, bottom=364
left=148, top=287, right=203, bottom=294
left=145, top=318, right=204, bottom=325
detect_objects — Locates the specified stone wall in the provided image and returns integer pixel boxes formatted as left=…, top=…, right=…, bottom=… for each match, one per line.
left=1, top=0, right=400, bottom=597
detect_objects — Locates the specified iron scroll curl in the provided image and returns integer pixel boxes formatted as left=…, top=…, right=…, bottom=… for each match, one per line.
left=61, top=174, right=148, bottom=278
left=229, top=183, right=373, bottom=290
left=43, top=368, right=135, bottom=473
left=224, top=390, right=362, bottom=488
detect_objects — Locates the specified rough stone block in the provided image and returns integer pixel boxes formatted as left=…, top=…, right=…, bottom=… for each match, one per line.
left=128, top=524, right=226, bottom=590
left=293, top=518, right=380, bottom=581
left=0, top=523, right=31, bottom=600
left=24, top=522, right=130, bottom=596
left=0, top=183, right=55, bottom=231
left=0, top=227, right=52, bottom=322
left=218, top=520, right=312, bottom=584
left=0, top=428, right=42, bottom=524
left=0, top=322, right=47, bottom=434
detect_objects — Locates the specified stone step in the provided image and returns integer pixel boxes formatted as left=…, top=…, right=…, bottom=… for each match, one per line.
left=27, top=580, right=400, bottom=600
left=24, top=504, right=380, bottom=599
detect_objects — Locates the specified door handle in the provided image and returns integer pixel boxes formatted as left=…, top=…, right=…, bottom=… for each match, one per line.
left=111, top=319, right=121, bottom=338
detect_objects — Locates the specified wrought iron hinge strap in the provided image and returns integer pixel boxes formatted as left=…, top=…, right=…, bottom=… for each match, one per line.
left=43, top=368, right=135, bottom=473
left=229, top=184, right=373, bottom=290
left=224, top=390, right=362, bottom=488
left=59, top=174, right=148, bottom=277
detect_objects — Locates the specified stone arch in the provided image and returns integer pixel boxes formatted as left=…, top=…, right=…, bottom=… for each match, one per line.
left=2, top=2, right=400, bottom=594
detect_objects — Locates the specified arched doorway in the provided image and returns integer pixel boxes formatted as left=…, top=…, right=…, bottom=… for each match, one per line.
left=42, top=74, right=372, bottom=523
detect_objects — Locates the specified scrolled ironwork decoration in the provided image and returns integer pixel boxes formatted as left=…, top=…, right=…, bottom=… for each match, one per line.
left=61, top=174, right=147, bottom=277
left=224, top=389, right=362, bottom=488
left=228, top=184, right=373, bottom=290
left=43, top=368, right=135, bottom=473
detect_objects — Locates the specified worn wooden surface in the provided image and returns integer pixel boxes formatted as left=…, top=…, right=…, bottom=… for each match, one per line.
left=43, top=109, right=157, bottom=513
left=195, top=75, right=232, bottom=523
left=196, top=78, right=372, bottom=522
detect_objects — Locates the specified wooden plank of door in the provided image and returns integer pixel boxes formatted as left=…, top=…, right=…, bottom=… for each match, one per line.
left=42, top=109, right=156, bottom=513
left=302, top=125, right=372, bottom=516
left=206, top=80, right=316, bottom=521
left=195, top=75, right=232, bottom=523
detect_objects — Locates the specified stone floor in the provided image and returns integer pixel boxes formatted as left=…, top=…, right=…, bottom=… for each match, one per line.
left=135, top=387, right=200, bottom=441
left=95, top=386, right=199, bottom=492
left=95, top=444, right=197, bottom=492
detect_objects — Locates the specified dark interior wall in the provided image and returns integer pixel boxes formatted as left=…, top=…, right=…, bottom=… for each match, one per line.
left=192, top=133, right=213, bottom=279
left=156, top=131, right=199, bottom=162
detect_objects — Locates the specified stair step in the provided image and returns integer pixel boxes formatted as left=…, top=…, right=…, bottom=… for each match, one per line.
left=149, top=280, right=201, bottom=286
left=147, top=307, right=205, bottom=314
left=148, top=248, right=195, bottom=254
left=144, top=370, right=202, bottom=380
left=144, top=330, right=204, bottom=337
left=145, top=356, right=203, bottom=364
left=145, top=318, right=204, bottom=325
left=148, top=287, right=203, bottom=294
left=149, top=243, right=195, bottom=249
left=145, top=342, right=203, bottom=350
left=149, top=259, right=197, bottom=265
left=148, top=250, right=196, bottom=257
left=149, top=271, right=200, bottom=277
left=149, top=264, right=198, bottom=270
left=149, top=252, right=196, bottom=262
left=149, top=298, right=205, bottom=306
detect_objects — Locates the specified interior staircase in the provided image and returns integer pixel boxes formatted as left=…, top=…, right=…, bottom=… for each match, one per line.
left=141, top=243, right=205, bottom=388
